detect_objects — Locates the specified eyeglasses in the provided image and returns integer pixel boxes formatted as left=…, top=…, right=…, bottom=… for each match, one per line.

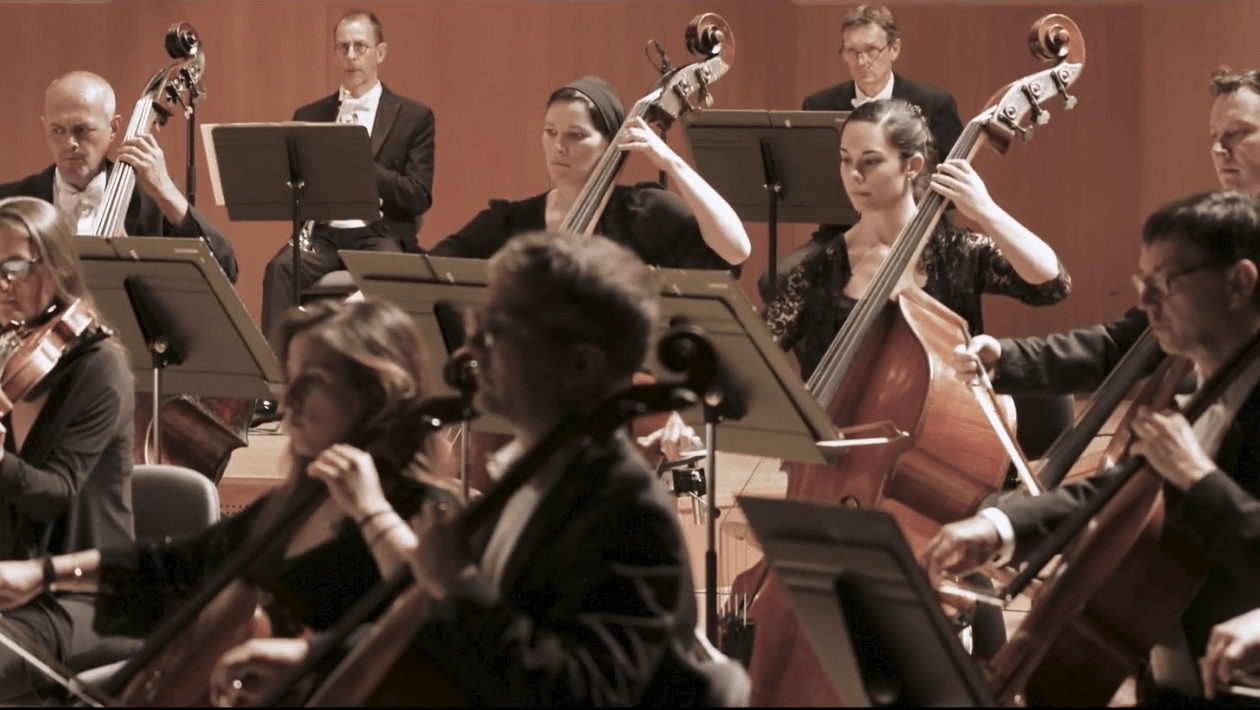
left=333, top=41, right=377, bottom=57
left=462, top=306, right=578, bottom=351
left=1130, top=263, right=1219, bottom=300
left=840, top=43, right=890, bottom=65
left=0, top=256, right=39, bottom=284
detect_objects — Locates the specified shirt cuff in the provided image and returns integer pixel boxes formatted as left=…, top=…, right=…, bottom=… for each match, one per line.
left=977, top=508, right=1016, bottom=567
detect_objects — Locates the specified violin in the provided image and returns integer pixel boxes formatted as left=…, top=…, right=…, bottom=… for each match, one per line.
left=0, top=299, right=101, bottom=416
left=252, top=325, right=721, bottom=707
left=724, top=15, right=1086, bottom=706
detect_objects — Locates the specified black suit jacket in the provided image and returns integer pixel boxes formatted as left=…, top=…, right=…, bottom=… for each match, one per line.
left=293, top=84, right=435, bottom=248
left=802, top=72, right=964, bottom=159
left=0, top=164, right=238, bottom=283
left=998, top=378, right=1260, bottom=657
left=410, top=434, right=710, bottom=706
left=992, top=308, right=1151, bottom=395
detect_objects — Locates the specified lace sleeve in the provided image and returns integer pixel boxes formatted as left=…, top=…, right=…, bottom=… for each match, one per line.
left=764, top=240, right=844, bottom=351
left=959, top=229, right=1071, bottom=305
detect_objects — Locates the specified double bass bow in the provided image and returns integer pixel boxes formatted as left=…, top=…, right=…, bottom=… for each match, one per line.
left=252, top=325, right=722, bottom=707
left=724, top=15, right=1086, bottom=706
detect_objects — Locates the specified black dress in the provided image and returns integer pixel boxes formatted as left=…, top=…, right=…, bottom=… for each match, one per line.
left=430, top=182, right=731, bottom=270
left=765, top=224, right=1071, bottom=380
left=93, top=477, right=433, bottom=638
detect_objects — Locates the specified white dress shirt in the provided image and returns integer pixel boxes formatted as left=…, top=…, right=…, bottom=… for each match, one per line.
left=327, top=81, right=382, bottom=229
left=478, top=438, right=578, bottom=590
left=53, top=169, right=108, bottom=236
left=852, top=75, right=896, bottom=108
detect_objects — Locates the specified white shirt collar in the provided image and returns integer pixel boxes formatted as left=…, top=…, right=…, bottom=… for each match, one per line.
left=339, top=81, right=382, bottom=110
left=853, top=74, right=895, bottom=107
left=52, top=167, right=107, bottom=201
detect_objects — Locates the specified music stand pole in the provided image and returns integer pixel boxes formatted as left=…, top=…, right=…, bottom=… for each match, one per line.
left=284, top=136, right=305, bottom=310
left=123, top=279, right=185, bottom=464
left=704, top=405, right=720, bottom=644
left=759, top=139, right=783, bottom=301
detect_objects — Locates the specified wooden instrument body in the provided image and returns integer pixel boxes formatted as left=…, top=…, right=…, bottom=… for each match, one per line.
left=134, top=395, right=252, bottom=482
left=307, top=582, right=466, bottom=707
left=988, top=357, right=1211, bottom=705
left=739, top=287, right=1010, bottom=707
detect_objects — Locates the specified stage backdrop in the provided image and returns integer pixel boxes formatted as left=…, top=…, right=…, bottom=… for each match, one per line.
left=0, top=1, right=1240, bottom=339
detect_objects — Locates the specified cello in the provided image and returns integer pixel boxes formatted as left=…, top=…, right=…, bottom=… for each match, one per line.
left=724, top=15, right=1086, bottom=706
left=980, top=329, right=1260, bottom=706
left=250, top=324, right=722, bottom=707
left=87, top=22, right=253, bottom=483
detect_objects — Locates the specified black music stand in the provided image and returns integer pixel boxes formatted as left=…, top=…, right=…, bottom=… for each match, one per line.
left=681, top=110, right=857, bottom=300
left=200, top=122, right=380, bottom=312
left=738, top=496, right=997, bottom=707
left=76, top=236, right=284, bottom=467
left=338, top=251, right=510, bottom=499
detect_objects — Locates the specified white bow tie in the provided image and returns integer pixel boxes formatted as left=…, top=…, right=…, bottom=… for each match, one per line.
left=58, top=182, right=103, bottom=218
left=339, top=94, right=373, bottom=123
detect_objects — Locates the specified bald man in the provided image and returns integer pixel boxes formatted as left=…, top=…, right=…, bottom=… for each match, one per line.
left=0, top=71, right=238, bottom=282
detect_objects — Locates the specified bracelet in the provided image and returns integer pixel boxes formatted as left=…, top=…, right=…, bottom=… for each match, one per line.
left=356, top=509, right=392, bottom=528
left=365, top=519, right=407, bottom=548
left=40, top=555, right=55, bottom=594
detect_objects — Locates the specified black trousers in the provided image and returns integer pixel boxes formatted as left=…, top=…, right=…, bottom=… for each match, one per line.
left=261, top=224, right=403, bottom=343
left=0, top=599, right=70, bottom=704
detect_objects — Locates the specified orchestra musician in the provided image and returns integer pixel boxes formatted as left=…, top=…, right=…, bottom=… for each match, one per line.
left=259, top=10, right=435, bottom=341
left=256, top=9, right=437, bottom=424
left=926, top=189, right=1260, bottom=704
left=0, top=298, right=451, bottom=696
left=0, top=197, right=134, bottom=703
left=208, top=232, right=724, bottom=707
left=760, top=3, right=964, bottom=303
left=428, top=75, right=751, bottom=268
left=959, top=66, right=1260, bottom=393
left=0, top=71, right=238, bottom=283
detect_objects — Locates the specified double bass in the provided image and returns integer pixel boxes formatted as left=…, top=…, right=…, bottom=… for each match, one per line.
left=461, top=12, right=735, bottom=491
left=724, top=15, right=1086, bottom=706
left=87, top=22, right=253, bottom=482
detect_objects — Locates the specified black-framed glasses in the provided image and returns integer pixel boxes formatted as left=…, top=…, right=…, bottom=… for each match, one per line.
left=1130, top=263, right=1220, bottom=300
left=0, top=256, right=39, bottom=284
left=333, top=41, right=377, bottom=57
left=840, top=43, right=889, bottom=64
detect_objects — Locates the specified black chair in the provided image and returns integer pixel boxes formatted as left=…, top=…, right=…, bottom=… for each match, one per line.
left=65, top=464, right=221, bottom=673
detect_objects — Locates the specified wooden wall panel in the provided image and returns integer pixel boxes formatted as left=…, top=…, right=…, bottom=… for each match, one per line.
left=0, top=0, right=1250, bottom=343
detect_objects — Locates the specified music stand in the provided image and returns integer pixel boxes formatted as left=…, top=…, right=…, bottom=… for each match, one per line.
left=200, top=122, right=380, bottom=310
left=738, top=496, right=997, bottom=707
left=337, top=251, right=511, bottom=498
left=680, top=110, right=857, bottom=300
left=77, top=236, right=284, bottom=464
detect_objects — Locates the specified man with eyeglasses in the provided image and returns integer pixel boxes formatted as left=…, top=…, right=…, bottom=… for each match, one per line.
left=759, top=4, right=962, bottom=303
left=0, top=71, right=238, bottom=283
left=926, top=190, right=1260, bottom=704
left=257, top=9, right=436, bottom=423
left=956, top=67, right=1260, bottom=398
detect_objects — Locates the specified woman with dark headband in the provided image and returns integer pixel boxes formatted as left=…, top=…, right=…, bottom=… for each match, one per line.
left=430, top=76, right=751, bottom=268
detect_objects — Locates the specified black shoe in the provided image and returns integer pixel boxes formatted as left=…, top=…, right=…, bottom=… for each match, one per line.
left=251, top=399, right=281, bottom=427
